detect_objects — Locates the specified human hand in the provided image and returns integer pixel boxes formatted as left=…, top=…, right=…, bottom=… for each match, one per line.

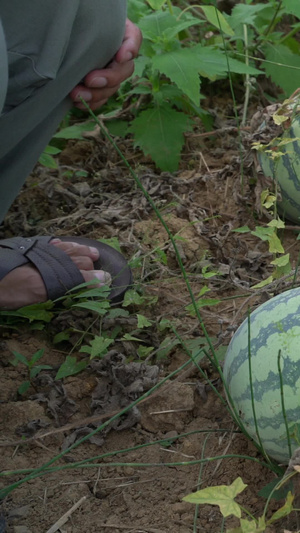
left=70, top=19, right=142, bottom=110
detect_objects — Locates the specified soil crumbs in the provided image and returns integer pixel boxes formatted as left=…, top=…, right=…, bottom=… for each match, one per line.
left=0, top=102, right=299, bottom=533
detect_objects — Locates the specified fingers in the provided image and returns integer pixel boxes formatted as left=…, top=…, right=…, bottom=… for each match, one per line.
left=70, top=18, right=142, bottom=110
left=70, top=60, right=134, bottom=110
left=114, top=19, right=143, bottom=64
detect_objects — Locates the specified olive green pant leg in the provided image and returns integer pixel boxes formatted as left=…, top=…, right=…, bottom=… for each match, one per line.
left=0, top=0, right=127, bottom=223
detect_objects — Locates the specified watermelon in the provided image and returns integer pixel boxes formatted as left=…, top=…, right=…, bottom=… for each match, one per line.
left=258, top=112, right=300, bottom=224
left=223, top=287, right=300, bottom=464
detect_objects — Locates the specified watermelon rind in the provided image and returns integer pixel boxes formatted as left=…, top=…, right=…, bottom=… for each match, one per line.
left=258, top=115, right=300, bottom=224
left=223, top=287, right=300, bottom=464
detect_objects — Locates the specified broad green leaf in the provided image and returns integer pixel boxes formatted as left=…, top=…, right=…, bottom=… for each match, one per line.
left=200, top=6, right=234, bottom=36
left=30, top=349, right=45, bottom=365
left=107, top=308, right=130, bottom=319
left=18, top=381, right=31, bottom=395
left=282, top=0, right=300, bottom=17
left=137, top=345, right=154, bottom=358
left=229, top=4, right=270, bottom=30
left=73, top=301, right=110, bottom=315
left=123, top=290, right=146, bottom=307
left=55, top=356, right=87, bottom=380
left=138, top=9, right=198, bottom=41
left=147, top=0, right=165, bottom=9
left=11, top=351, right=29, bottom=367
left=81, top=336, right=114, bottom=359
left=183, top=477, right=247, bottom=518
left=43, top=145, right=61, bottom=155
left=137, top=314, right=152, bottom=328
left=268, top=232, right=285, bottom=254
left=252, top=275, right=273, bottom=289
left=263, top=43, right=300, bottom=96
left=106, top=120, right=129, bottom=138
left=193, top=45, right=260, bottom=80
left=240, top=518, right=263, bottom=532
left=271, top=253, right=290, bottom=267
left=152, top=48, right=201, bottom=106
left=251, top=226, right=273, bottom=241
left=186, top=298, right=221, bottom=315
left=38, top=153, right=58, bottom=169
left=30, top=365, right=52, bottom=378
left=267, top=491, right=294, bottom=524
left=54, top=121, right=95, bottom=139
left=53, top=331, right=71, bottom=344
left=122, top=333, right=142, bottom=342
left=130, top=104, right=192, bottom=171
left=14, top=303, right=54, bottom=323
left=232, top=225, right=250, bottom=233
left=267, top=218, right=285, bottom=229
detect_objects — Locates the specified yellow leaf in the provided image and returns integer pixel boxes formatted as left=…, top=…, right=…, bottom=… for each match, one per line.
left=183, top=477, right=247, bottom=518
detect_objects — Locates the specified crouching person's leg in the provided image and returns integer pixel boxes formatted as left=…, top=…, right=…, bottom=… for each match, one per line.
left=0, top=0, right=131, bottom=310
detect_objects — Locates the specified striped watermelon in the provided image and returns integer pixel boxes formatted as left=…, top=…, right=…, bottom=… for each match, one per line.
left=258, top=114, right=300, bottom=224
left=223, top=288, right=300, bottom=464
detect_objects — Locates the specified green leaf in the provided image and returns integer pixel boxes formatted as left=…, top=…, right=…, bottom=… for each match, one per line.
left=81, top=335, right=114, bottom=359
left=267, top=232, right=285, bottom=254
left=183, top=477, right=247, bottom=519
left=55, top=356, right=88, bottom=380
left=30, top=365, right=52, bottom=378
left=54, top=121, right=95, bottom=139
left=282, top=0, right=300, bottom=17
left=18, top=381, right=31, bottom=395
left=138, top=10, right=198, bottom=41
left=156, top=336, right=180, bottom=359
left=270, top=253, right=290, bottom=267
left=137, top=314, right=152, bottom=328
left=14, top=303, right=54, bottom=323
left=194, top=45, right=261, bottom=80
left=122, top=333, right=142, bottom=342
left=232, top=226, right=250, bottom=233
left=137, top=345, right=154, bottom=358
left=258, top=477, right=294, bottom=501
left=263, top=43, right=300, bottom=96
left=240, top=518, right=263, bottom=532
left=11, top=351, right=29, bottom=367
left=229, top=4, right=270, bottom=30
left=267, top=218, right=285, bottom=229
left=43, top=145, right=61, bottom=155
left=30, top=349, right=45, bottom=365
left=252, top=275, right=273, bottom=289
left=106, top=120, right=129, bottom=138
left=152, top=48, right=201, bottom=106
left=200, top=6, right=234, bottom=36
left=53, top=331, right=71, bottom=344
left=146, top=0, right=166, bottom=9
left=267, top=492, right=294, bottom=524
left=73, top=301, right=110, bottom=315
left=107, top=308, right=130, bottom=319
left=130, top=104, right=192, bottom=171
left=38, top=152, right=58, bottom=169
left=123, top=290, right=146, bottom=307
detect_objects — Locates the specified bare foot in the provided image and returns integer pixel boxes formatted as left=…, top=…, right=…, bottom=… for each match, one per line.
left=0, top=239, right=111, bottom=309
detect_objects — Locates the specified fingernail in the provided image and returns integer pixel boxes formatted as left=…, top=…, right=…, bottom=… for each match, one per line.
left=124, top=51, right=133, bottom=61
left=89, top=246, right=99, bottom=258
left=51, top=238, right=61, bottom=244
left=74, top=90, right=92, bottom=102
left=89, top=77, right=108, bottom=88
left=93, top=271, right=112, bottom=285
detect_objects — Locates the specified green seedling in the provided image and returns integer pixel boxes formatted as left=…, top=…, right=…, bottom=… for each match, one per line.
left=10, top=349, right=52, bottom=395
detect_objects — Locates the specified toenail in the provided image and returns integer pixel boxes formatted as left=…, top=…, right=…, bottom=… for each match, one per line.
left=74, top=90, right=92, bottom=102
left=94, top=271, right=112, bottom=284
left=88, top=77, right=107, bottom=88
left=89, top=246, right=99, bottom=258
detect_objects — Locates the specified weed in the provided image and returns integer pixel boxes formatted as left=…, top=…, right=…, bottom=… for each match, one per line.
left=10, top=349, right=52, bottom=395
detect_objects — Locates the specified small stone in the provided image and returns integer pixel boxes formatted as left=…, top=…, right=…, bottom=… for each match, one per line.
left=8, top=506, right=30, bottom=519
left=13, top=526, right=32, bottom=533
